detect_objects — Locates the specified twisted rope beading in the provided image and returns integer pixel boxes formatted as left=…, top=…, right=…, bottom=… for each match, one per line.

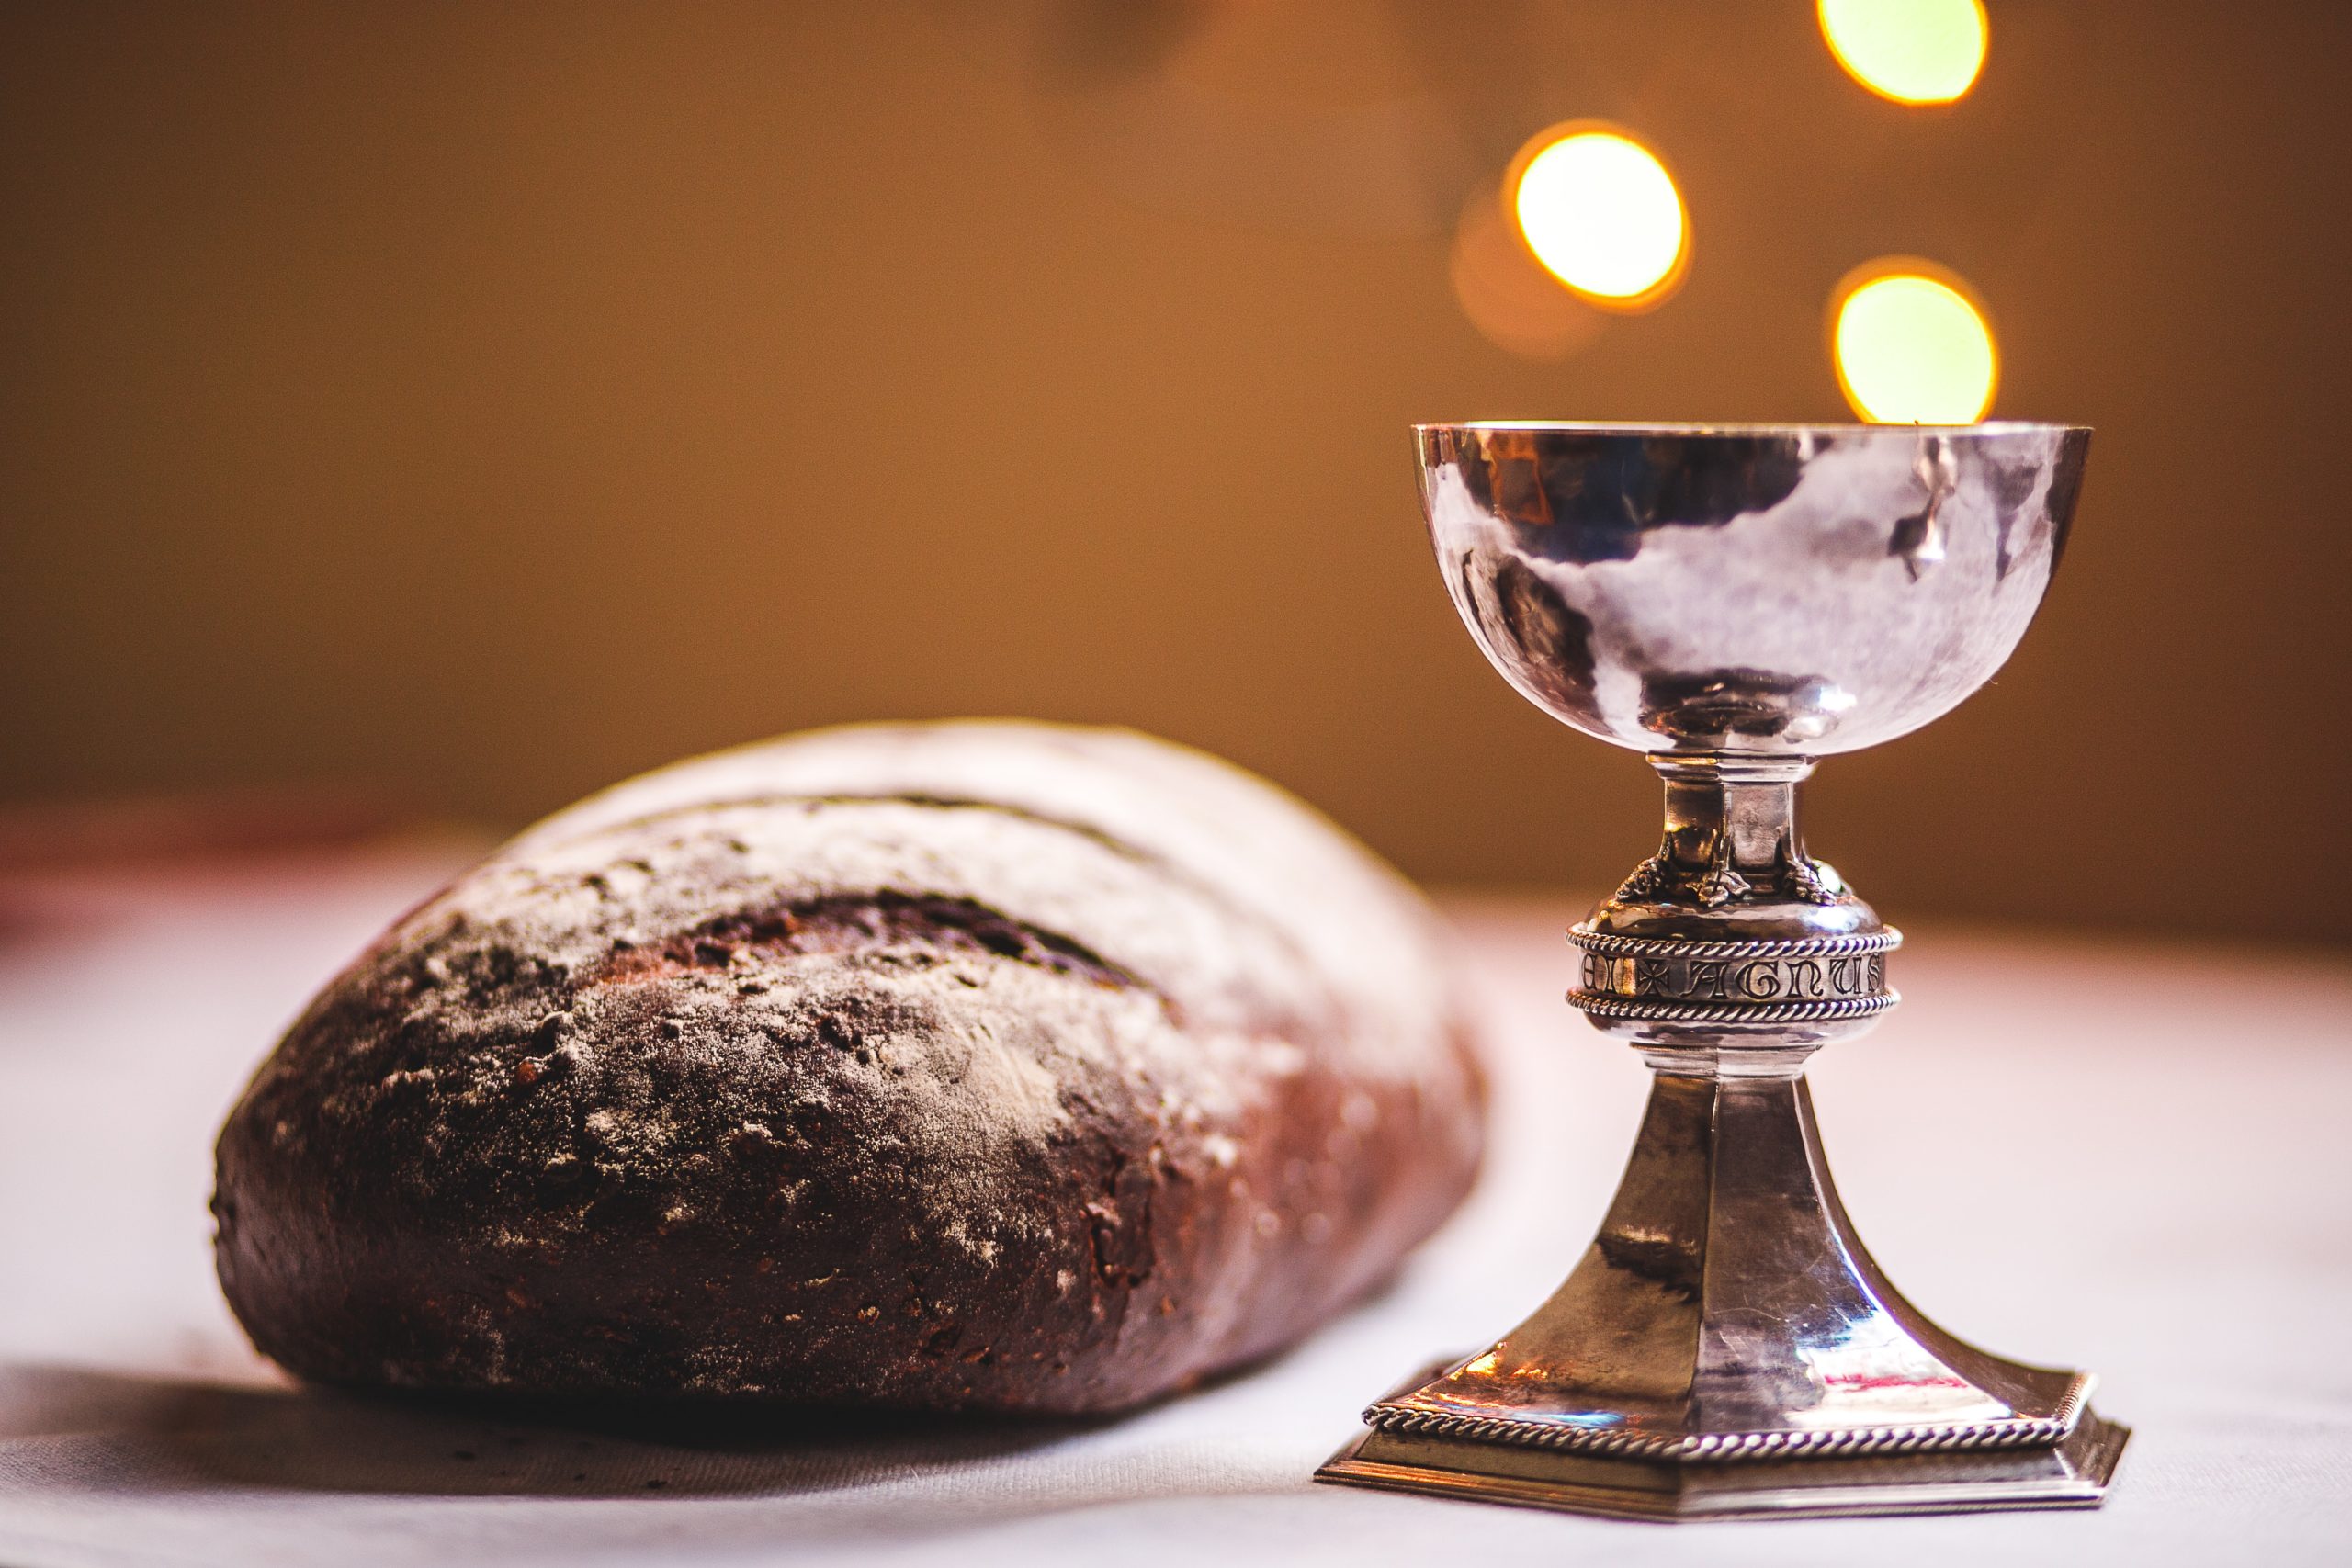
left=1567, top=991, right=1899, bottom=1023
left=1566, top=927, right=1904, bottom=960
left=1363, top=1380, right=2086, bottom=1461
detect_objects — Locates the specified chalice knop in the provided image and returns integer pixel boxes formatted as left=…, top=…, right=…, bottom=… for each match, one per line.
left=1317, top=423, right=2127, bottom=1521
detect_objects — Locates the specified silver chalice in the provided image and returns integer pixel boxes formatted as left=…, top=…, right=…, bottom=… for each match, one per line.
left=1317, top=423, right=2127, bottom=1521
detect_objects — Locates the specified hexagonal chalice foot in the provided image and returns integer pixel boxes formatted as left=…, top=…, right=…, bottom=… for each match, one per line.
left=1317, top=423, right=2126, bottom=1521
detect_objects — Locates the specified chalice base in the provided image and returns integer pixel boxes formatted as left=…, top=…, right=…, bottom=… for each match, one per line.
left=1317, top=1376, right=2127, bottom=1522
left=1315, top=1068, right=2129, bottom=1523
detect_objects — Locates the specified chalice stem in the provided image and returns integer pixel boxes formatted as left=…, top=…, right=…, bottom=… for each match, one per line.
left=1324, top=751, right=2129, bottom=1516
left=1522, top=1049, right=2062, bottom=1440
left=1619, top=756, right=1837, bottom=910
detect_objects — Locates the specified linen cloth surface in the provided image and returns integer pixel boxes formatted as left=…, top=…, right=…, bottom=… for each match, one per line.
left=1, top=847, right=2346, bottom=1567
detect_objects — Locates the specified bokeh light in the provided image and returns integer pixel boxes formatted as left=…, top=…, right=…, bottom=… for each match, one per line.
left=1832, top=265, right=1997, bottom=424
left=1451, top=192, right=1604, bottom=361
left=1818, top=0, right=1988, bottom=105
left=1510, top=126, right=1686, bottom=310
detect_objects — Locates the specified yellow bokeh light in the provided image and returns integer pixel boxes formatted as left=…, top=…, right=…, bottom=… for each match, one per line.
left=1833, top=266, right=1997, bottom=424
left=1510, top=126, right=1686, bottom=310
left=1819, top=0, right=1988, bottom=105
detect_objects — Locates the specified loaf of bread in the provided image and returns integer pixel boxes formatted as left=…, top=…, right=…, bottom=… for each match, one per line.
left=213, top=722, right=1485, bottom=1413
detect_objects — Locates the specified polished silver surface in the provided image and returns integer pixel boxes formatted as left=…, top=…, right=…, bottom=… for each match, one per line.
left=1317, top=423, right=2123, bottom=1522
left=1419, top=422, right=2090, bottom=757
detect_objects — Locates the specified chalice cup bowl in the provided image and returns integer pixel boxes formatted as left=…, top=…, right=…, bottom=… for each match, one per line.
left=1317, top=423, right=2127, bottom=1522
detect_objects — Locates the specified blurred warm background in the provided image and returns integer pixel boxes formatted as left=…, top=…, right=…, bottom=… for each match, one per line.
left=3, top=1, right=2346, bottom=942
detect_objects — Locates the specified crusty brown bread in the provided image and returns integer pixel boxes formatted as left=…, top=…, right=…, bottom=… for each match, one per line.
left=212, top=721, right=1485, bottom=1413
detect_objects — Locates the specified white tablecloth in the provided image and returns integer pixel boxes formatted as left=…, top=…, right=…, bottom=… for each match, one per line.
left=2, top=849, right=2346, bottom=1566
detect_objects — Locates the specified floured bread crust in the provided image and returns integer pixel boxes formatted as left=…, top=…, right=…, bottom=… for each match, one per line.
left=213, top=721, right=1485, bottom=1413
